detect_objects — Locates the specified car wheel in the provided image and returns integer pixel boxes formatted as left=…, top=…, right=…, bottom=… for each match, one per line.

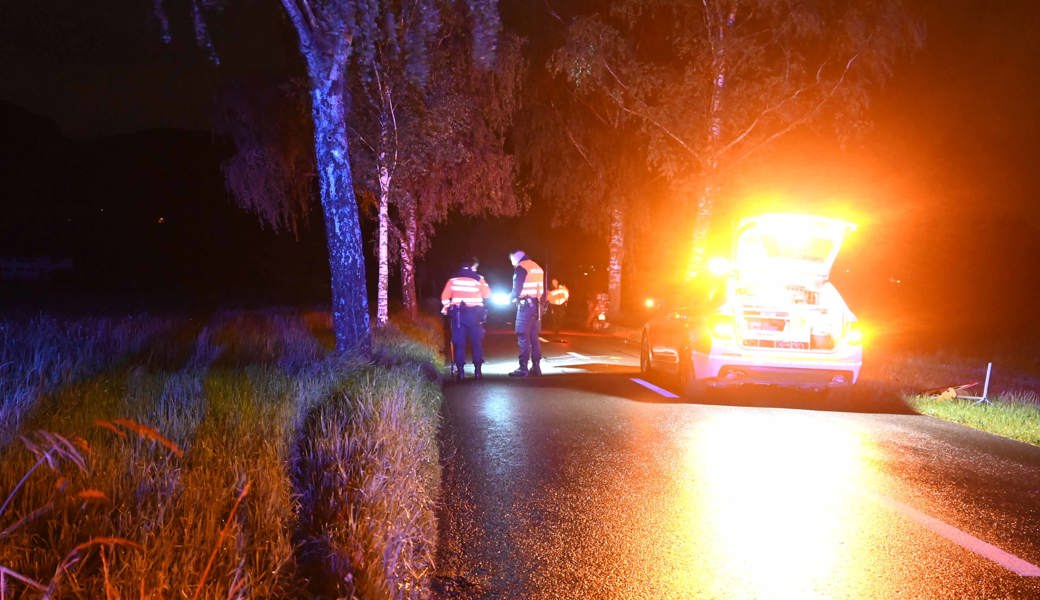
left=640, top=333, right=653, bottom=374
left=678, top=351, right=707, bottom=399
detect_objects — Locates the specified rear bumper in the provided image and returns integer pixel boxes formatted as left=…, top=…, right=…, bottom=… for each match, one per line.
left=693, top=342, right=862, bottom=388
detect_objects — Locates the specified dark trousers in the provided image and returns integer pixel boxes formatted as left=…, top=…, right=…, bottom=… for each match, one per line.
left=514, top=300, right=542, bottom=368
left=546, top=303, right=567, bottom=332
left=450, top=306, right=486, bottom=367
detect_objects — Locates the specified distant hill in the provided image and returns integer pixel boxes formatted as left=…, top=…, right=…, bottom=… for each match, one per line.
left=0, top=102, right=329, bottom=312
left=1, top=100, right=63, bottom=148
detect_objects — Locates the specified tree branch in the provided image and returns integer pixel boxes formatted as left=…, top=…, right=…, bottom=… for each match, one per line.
left=716, top=81, right=812, bottom=158
left=543, top=0, right=565, bottom=24
left=601, top=59, right=630, bottom=91
left=620, top=104, right=698, bottom=158
left=729, top=52, right=861, bottom=164
left=280, top=0, right=312, bottom=48
left=550, top=102, right=596, bottom=170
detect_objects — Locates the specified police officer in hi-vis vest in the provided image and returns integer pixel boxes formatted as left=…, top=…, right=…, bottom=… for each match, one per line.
left=441, top=257, right=491, bottom=381
left=507, top=249, right=546, bottom=377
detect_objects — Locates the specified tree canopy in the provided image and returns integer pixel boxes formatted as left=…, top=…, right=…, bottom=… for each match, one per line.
left=549, top=0, right=923, bottom=268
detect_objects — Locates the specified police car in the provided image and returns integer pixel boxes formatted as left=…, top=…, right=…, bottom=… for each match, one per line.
left=640, top=214, right=863, bottom=397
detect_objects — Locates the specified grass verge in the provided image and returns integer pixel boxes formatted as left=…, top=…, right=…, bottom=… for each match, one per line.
left=909, top=389, right=1040, bottom=446
left=1, top=309, right=446, bottom=599
left=871, top=349, right=1040, bottom=446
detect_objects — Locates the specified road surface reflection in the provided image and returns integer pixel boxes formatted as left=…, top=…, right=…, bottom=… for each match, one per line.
left=598, top=408, right=908, bottom=599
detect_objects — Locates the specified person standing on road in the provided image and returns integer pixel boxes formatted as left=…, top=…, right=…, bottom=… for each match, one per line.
left=508, top=249, right=545, bottom=377
left=441, top=257, right=491, bottom=381
left=546, top=277, right=570, bottom=334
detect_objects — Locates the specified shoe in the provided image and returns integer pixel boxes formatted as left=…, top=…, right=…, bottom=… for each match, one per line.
left=508, top=368, right=529, bottom=377
left=530, top=366, right=542, bottom=376
left=454, top=368, right=465, bottom=382
left=474, top=365, right=483, bottom=379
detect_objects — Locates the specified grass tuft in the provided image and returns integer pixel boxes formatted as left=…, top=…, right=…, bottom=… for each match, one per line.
left=295, top=334, right=443, bottom=600
left=1, top=308, right=446, bottom=599
left=371, top=316, right=447, bottom=382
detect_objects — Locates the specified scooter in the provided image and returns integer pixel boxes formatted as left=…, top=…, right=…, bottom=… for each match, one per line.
left=588, top=292, right=610, bottom=332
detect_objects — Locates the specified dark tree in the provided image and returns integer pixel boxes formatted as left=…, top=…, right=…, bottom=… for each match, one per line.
left=391, top=26, right=524, bottom=317
left=534, top=16, right=658, bottom=315
left=214, top=78, right=315, bottom=239
left=156, top=0, right=501, bottom=352
left=343, top=2, right=520, bottom=324
left=550, top=0, right=923, bottom=270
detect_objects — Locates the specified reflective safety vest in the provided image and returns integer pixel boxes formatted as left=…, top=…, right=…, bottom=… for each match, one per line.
left=441, top=274, right=491, bottom=312
left=547, top=284, right=569, bottom=306
left=517, top=259, right=545, bottom=300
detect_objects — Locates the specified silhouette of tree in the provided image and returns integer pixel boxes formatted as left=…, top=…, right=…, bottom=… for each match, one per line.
left=549, top=0, right=923, bottom=271
left=154, top=0, right=501, bottom=351
left=214, top=78, right=315, bottom=239
left=343, top=2, right=520, bottom=323
left=390, top=27, right=524, bottom=318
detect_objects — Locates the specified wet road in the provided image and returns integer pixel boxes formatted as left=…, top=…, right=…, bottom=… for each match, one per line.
left=434, top=330, right=1040, bottom=599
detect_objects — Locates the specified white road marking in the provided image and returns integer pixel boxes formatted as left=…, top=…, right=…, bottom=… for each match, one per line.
left=567, top=351, right=590, bottom=360
left=630, top=378, right=680, bottom=399
left=538, top=337, right=550, bottom=343
left=873, top=493, right=1040, bottom=577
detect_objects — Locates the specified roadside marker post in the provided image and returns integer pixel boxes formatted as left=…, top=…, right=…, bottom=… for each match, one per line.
left=962, top=362, right=993, bottom=404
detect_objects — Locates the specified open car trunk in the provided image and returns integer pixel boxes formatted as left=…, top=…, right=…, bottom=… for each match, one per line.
left=730, top=214, right=856, bottom=352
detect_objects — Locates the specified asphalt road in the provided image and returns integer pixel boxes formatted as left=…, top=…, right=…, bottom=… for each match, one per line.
left=433, top=328, right=1040, bottom=600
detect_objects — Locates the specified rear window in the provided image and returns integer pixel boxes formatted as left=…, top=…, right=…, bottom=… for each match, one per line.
left=736, top=229, right=838, bottom=265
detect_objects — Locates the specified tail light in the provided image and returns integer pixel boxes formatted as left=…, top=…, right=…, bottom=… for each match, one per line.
left=709, top=314, right=735, bottom=339
left=844, top=320, right=864, bottom=345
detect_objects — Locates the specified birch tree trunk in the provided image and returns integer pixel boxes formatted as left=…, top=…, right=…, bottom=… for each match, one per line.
left=607, top=201, right=625, bottom=316
left=373, top=78, right=397, bottom=326
left=305, top=50, right=372, bottom=353
left=399, top=196, right=418, bottom=319
left=277, top=1, right=372, bottom=353
left=376, top=140, right=391, bottom=326
left=692, top=0, right=734, bottom=271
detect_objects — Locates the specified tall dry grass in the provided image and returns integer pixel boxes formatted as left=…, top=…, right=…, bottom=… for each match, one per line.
left=294, top=362, right=442, bottom=600
left=0, top=309, right=447, bottom=600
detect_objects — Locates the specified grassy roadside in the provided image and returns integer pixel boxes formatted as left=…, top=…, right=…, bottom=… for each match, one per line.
left=0, top=309, right=446, bottom=599
left=909, top=390, right=1040, bottom=446
left=869, top=349, right=1040, bottom=447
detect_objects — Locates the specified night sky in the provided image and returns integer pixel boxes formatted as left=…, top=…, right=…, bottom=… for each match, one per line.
left=2, top=1, right=1039, bottom=355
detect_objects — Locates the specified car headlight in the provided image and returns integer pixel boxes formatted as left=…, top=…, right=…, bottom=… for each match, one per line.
left=491, top=292, right=511, bottom=306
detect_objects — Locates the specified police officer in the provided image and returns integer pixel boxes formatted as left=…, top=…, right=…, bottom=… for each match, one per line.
left=508, top=249, right=545, bottom=377
left=441, top=257, right=491, bottom=381
left=546, top=277, right=570, bottom=334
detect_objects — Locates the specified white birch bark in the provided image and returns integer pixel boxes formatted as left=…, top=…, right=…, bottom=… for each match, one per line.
left=377, top=149, right=390, bottom=326
left=692, top=0, right=734, bottom=270
left=399, top=196, right=418, bottom=319
left=375, top=83, right=394, bottom=326
left=281, top=0, right=371, bottom=352
left=608, top=202, right=625, bottom=315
